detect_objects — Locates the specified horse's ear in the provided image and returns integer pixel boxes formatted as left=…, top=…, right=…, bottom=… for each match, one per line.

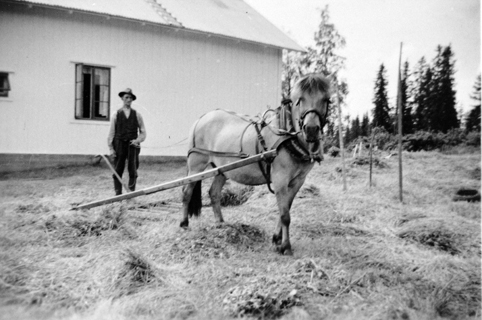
left=281, top=98, right=292, bottom=106
left=325, top=73, right=335, bottom=85
left=291, top=73, right=301, bottom=88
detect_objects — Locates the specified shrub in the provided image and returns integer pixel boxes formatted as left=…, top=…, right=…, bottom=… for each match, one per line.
left=466, top=131, right=481, bottom=146
left=328, top=146, right=340, bottom=157
left=400, top=129, right=476, bottom=152
left=324, top=128, right=480, bottom=153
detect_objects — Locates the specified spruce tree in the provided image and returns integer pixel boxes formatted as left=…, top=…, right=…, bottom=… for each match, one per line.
left=372, top=64, right=392, bottom=132
left=401, top=61, right=414, bottom=134
left=361, top=113, right=370, bottom=136
left=431, top=45, right=459, bottom=132
left=344, top=120, right=351, bottom=145
left=465, top=74, right=481, bottom=132
left=412, top=57, right=434, bottom=131
left=352, top=116, right=361, bottom=138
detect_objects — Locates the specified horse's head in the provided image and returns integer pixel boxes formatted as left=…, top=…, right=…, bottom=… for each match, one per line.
left=290, top=73, right=331, bottom=158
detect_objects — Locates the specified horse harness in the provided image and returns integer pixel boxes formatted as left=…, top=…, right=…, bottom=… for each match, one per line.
left=188, top=100, right=322, bottom=193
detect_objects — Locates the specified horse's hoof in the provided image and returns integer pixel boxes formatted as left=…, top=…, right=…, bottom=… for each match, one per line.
left=180, top=220, right=189, bottom=229
left=214, top=220, right=225, bottom=227
left=272, top=234, right=282, bottom=245
left=283, top=249, right=293, bottom=256
left=274, top=245, right=293, bottom=256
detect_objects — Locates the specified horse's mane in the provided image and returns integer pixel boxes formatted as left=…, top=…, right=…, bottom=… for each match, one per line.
left=293, top=73, right=331, bottom=96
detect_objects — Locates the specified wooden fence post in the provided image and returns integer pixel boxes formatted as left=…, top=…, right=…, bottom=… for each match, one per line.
left=336, top=86, right=347, bottom=191
left=396, top=42, right=404, bottom=202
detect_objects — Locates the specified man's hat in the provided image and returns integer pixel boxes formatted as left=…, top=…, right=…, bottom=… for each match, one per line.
left=118, top=88, right=137, bottom=100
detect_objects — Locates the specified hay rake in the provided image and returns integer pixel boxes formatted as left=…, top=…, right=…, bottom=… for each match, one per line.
left=71, top=149, right=277, bottom=211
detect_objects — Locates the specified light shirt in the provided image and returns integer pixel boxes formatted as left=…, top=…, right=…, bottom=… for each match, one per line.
left=107, top=107, right=147, bottom=152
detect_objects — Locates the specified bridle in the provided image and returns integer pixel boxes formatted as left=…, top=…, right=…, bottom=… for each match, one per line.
left=293, top=97, right=331, bottom=138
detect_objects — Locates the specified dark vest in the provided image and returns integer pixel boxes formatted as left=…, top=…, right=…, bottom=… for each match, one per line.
left=115, top=109, right=139, bottom=141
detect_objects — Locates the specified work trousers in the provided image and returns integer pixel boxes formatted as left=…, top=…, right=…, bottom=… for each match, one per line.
left=113, top=139, right=140, bottom=195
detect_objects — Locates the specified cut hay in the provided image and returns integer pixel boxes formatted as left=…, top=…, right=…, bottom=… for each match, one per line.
left=0, top=151, right=479, bottom=320
left=297, top=184, right=320, bottom=198
left=169, top=223, right=266, bottom=261
left=350, top=155, right=388, bottom=168
left=397, top=219, right=463, bottom=255
left=220, top=183, right=254, bottom=206
left=114, top=249, right=161, bottom=297
left=44, top=205, right=127, bottom=238
left=223, top=277, right=301, bottom=319
left=292, top=258, right=367, bottom=299
left=300, top=223, right=370, bottom=239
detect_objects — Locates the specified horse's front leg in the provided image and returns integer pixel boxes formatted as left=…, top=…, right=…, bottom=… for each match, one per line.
left=272, top=176, right=307, bottom=255
left=273, top=187, right=295, bottom=255
left=272, top=219, right=282, bottom=245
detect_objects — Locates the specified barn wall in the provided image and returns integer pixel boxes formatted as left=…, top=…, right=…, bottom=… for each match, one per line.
left=0, top=2, right=282, bottom=158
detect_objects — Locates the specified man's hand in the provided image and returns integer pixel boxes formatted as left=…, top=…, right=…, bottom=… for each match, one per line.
left=130, top=139, right=140, bottom=148
left=110, top=149, right=116, bottom=158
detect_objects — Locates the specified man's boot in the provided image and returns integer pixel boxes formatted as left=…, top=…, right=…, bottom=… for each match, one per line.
left=128, top=177, right=137, bottom=192
left=113, top=175, right=122, bottom=195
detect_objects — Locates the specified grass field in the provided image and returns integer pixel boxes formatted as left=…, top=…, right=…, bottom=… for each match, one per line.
left=0, top=149, right=480, bottom=320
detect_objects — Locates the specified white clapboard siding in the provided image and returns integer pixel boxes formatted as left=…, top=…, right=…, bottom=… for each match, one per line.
left=0, top=3, right=282, bottom=157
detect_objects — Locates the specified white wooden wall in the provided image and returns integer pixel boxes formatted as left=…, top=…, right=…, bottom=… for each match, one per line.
left=0, top=3, right=282, bottom=156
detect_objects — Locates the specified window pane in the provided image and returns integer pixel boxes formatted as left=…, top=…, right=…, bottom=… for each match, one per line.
left=0, top=73, right=10, bottom=98
left=75, top=64, right=109, bottom=120
left=98, top=102, right=108, bottom=118
left=82, top=73, right=91, bottom=118
left=75, top=99, right=83, bottom=118
left=94, top=68, right=109, bottom=86
left=76, top=64, right=83, bottom=82
left=83, top=66, right=93, bottom=75
left=98, top=85, right=109, bottom=102
left=76, top=82, right=82, bottom=100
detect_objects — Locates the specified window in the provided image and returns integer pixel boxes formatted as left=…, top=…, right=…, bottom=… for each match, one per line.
left=0, top=73, right=11, bottom=97
left=75, top=64, right=110, bottom=120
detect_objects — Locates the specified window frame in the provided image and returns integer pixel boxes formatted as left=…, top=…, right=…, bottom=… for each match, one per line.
left=75, top=64, right=111, bottom=121
left=0, top=72, right=11, bottom=98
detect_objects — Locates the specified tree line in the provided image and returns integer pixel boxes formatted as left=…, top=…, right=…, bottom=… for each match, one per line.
left=282, top=6, right=481, bottom=149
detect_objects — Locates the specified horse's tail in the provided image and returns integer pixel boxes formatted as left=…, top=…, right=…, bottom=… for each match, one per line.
left=188, top=181, right=202, bottom=217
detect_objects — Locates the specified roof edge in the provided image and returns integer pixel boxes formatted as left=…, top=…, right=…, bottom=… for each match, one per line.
left=3, top=0, right=306, bottom=52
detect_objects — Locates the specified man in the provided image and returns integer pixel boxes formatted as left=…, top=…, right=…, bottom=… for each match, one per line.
left=107, top=88, right=147, bottom=195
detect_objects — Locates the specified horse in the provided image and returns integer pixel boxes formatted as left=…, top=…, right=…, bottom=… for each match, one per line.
left=179, top=73, right=332, bottom=255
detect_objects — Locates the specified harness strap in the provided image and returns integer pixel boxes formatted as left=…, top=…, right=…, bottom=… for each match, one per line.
left=254, top=121, right=275, bottom=194
left=188, top=147, right=250, bottom=158
left=188, top=106, right=313, bottom=194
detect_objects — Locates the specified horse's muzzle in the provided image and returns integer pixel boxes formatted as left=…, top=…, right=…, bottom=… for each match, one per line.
left=303, top=125, right=322, bottom=143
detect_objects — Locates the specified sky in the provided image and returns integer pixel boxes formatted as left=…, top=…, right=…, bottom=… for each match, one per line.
left=244, top=0, right=481, bottom=119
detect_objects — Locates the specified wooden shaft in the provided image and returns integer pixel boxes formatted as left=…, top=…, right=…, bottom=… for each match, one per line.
left=72, top=149, right=278, bottom=210
left=100, top=154, right=130, bottom=193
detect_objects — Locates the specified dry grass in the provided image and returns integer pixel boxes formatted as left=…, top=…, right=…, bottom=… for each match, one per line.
left=0, top=150, right=480, bottom=320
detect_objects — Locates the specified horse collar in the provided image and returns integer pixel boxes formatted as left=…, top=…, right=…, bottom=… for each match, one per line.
left=282, top=138, right=323, bottom=163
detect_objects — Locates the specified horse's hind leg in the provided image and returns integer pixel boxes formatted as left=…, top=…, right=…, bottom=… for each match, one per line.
left=180, top=153, right=209, bottom=228
left=209, top=174, right=226, bottom=224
